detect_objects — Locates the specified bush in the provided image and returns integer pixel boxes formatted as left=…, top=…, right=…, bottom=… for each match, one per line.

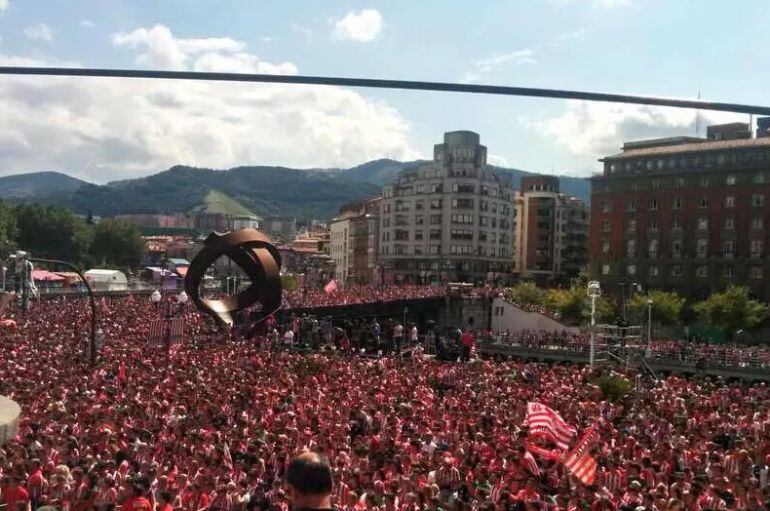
left=592, top=373, right=633, bottom=402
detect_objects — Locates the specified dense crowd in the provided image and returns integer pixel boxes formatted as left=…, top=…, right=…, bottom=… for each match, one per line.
left=488, top=331, right=770, bottom=370
left=283, top=284, right=445, bottom=309
left=0, top=295, right=769, bottom=511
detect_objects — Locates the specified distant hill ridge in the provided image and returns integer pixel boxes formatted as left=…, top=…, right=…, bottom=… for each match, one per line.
left=0, top=159, right=590, bottom=220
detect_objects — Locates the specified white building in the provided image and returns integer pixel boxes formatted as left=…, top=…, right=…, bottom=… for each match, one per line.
left=379, top=131, right=515, bottom=284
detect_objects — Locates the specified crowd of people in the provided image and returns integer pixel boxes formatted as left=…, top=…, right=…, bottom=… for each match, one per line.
left=0, top=294, right=769, bottom=511
left=283, top=284, right=445, bottom=310
left=487, top=330, right=770, bottom=371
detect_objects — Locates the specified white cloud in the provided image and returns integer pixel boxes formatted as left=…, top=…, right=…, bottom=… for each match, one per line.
left=487, top=154, right=509, bottom=167
left=0, top=0, right=8, bottom=12
left=0, top=24, right=418, bottom=182
left=80, top=20, right=95, bottom=28
left=333, top=9, right=382, bottom=42
left=476, top=49, right=536, bottom=73
left=291, top=23, right=313, bottom=39
left=523, top=100, right=743, bottom=173
left=551, top=28, right=589, bottom=46
left=24, top=23, right=54, bottom=42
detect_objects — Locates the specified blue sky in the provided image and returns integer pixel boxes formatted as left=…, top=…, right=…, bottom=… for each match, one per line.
left=0, top=0, right=768, bottom=182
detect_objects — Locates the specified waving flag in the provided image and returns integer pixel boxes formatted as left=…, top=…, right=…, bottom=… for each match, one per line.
left=524, top=402, right=577, bottom=450
left=564, top=424, right=600, bottom=485
left=324, top=279, right=338, bottom=294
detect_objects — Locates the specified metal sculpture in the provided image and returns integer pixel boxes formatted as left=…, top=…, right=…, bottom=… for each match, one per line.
left=185, top=229, right=282, bottom=327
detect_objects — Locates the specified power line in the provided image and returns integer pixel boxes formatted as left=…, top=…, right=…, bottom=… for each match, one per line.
left=2, top=66, right=770, bottom=116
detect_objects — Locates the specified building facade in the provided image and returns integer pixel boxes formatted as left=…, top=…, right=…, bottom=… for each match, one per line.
left=330, top=197, right=381, bottom=285
left=590, top=121, right=770, bottom=299
left=379, top=131, right=514, bottom=283
left=514, top=176, right=589, bottom=285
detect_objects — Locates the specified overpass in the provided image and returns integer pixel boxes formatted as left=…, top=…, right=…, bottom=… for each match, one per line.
left=477, top=341, right=770, bottom=382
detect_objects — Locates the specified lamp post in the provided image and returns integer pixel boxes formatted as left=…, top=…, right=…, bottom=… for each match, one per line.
left=646, top=297, right=653, bottom=358
left=587, top=280, right=601, bottom=370
left=151, top=288, right=188, bottom=361
left=1, top=266, right=6, bottom=293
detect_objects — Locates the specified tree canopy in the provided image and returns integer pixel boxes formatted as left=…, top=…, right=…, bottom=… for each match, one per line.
left=693, top=285, right=767, bottom=339
left=628, top=290, right=685, bottom=326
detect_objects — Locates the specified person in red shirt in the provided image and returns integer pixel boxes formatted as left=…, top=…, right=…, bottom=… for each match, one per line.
left=26, top=460, right=46, bottom=511
left=460, top=330, right=475, bottom=362
left=121, top=478, right=153, bottom=511
left=2, top=476, right=31, bottom=511
left=157, top=491, right=174, bottom=511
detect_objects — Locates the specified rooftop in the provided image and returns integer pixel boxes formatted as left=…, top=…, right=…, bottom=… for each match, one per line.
left=603, top=136, right=770, bottom=160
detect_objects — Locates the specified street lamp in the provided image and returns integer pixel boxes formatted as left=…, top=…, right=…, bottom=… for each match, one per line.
left=587, top=280, right=601, bottom=370
left=646, top=297, right=653, bottom=358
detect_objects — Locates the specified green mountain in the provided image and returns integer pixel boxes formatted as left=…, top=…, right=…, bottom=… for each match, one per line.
left=0, top=171, right=90, bottom=199
left=190, top=189, right=257, bottom=217
left=5, top=159, right=591, bottom=221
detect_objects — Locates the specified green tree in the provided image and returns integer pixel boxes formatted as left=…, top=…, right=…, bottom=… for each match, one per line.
left=0, top=201, right=18, bottom=257
left=14, top=203, right=92, bottom=263
left=544, top=287, right=586, bottom=324
left=507, top=281, right=544, bottom=306
left=90, top=219, right=145, bottom=268
left=628, top=290, right=685, bottom=326
left=694, top=285, right=768, bottom=340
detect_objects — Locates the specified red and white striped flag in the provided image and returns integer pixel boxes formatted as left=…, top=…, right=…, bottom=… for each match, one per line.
left=564, top=424, right=600, bottom=485
left=525, top=402, right=577, bottom=450
left=324, top=279, right=338, bottom=294
left=169, top=317, right=185, bottom=340
left=148, top=320, right=166, bottom=347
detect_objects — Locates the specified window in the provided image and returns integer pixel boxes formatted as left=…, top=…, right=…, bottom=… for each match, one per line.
left=672, top=218, right=683, bottom=231
left=724, top=217, right=735, bottom=230
left=627, top=264, right=636, bottom=276
left=751, top=240, right=763, bottom=259
left=479, top=216, right=488, bottom=227
left=672, top=240, right=683, bottom=258
left=722, top=240, right=735, bottom=257
left=430, top=199, right=442, bottom=210
left=649, top=219, right=659, bottom=232
left=449, top=245, right=473, bottom=255
left=723, top=266, right=734, bottom=279
left=382, top=218, right=390, bottom=228
left=673, top=197, right=682, bottom=210
left=648, top=198, right=658, bottom=210
left=697, top=217, right=708, bottom=230
left=724, top=196, right=735, bottom=208
left=630, top=181, right=639, bottom=191
left=450, top=214, right=473, bottom=224
left=602, top=220, right=611, bottom=233
left=753, top=194, right=765, bottom=207
left=413, top=246, right=423, bottom=255
left=626, top=239, right=636, bottom=257
left=415, top=231, right=424, bottom=241
left=646, top=160, right=654, bottom=171
left=451, top=198, right=474, bottom=209
left=674, top=178, right=685, bottom=189
left=602, top=241, right=610, bottom=253
left=696, top=266, right=708, bottom=278
left=601, top=201, right=611, bottom=213
left=652, top=179, right=660, bottom=190
left=700, top=177, right=709, bottom=187
left=699, top=196, right=708, bottom=208
left=754, top=173, right=765, bottom=184
left=452, top=183, right=475, bottom=193
left=394, top=244, right=407, bottom=255
left=601, top=264, right=610, bottom=275
left=751, top=267, right=764, bottom=279
left=415, top=215, right=424, bottom=225
left=450, top=229, right=473, bottom=240
left=428, top=245, right=440, bottom=255
left=626, top=200, right=637, bottom=212
left=697, top=239, right=708, bottom=257
left=726, top=174, right=736, bottom=186
left=627, top=219, right=636, bottom=232
left=672, top=265, right=683, bottom=277
left=649, top=266, right=659, bottom=277
left=429, top=214, right=442, bottom=225
left=751, top=217, right=764, bottom=230
left=657, top=160, right=665, bottom=170
left=648, top=239, right=659, bottom=258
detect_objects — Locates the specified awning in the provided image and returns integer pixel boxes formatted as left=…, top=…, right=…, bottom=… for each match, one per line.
left=32, top=269, right=65, bottom=282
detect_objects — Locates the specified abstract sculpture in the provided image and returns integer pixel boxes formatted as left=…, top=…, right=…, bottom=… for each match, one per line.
left=184, top=229, right=282, bottom=327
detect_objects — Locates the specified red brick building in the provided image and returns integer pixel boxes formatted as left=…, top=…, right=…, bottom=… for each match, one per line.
left=589, top=122, right=770, bottom=299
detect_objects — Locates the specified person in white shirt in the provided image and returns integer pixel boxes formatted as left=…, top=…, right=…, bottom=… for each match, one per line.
left=392, top=323, right=403, bottom=354
left=410, top=325, right=419, bottom=343
left=283, top=329, right=294, bottom=347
